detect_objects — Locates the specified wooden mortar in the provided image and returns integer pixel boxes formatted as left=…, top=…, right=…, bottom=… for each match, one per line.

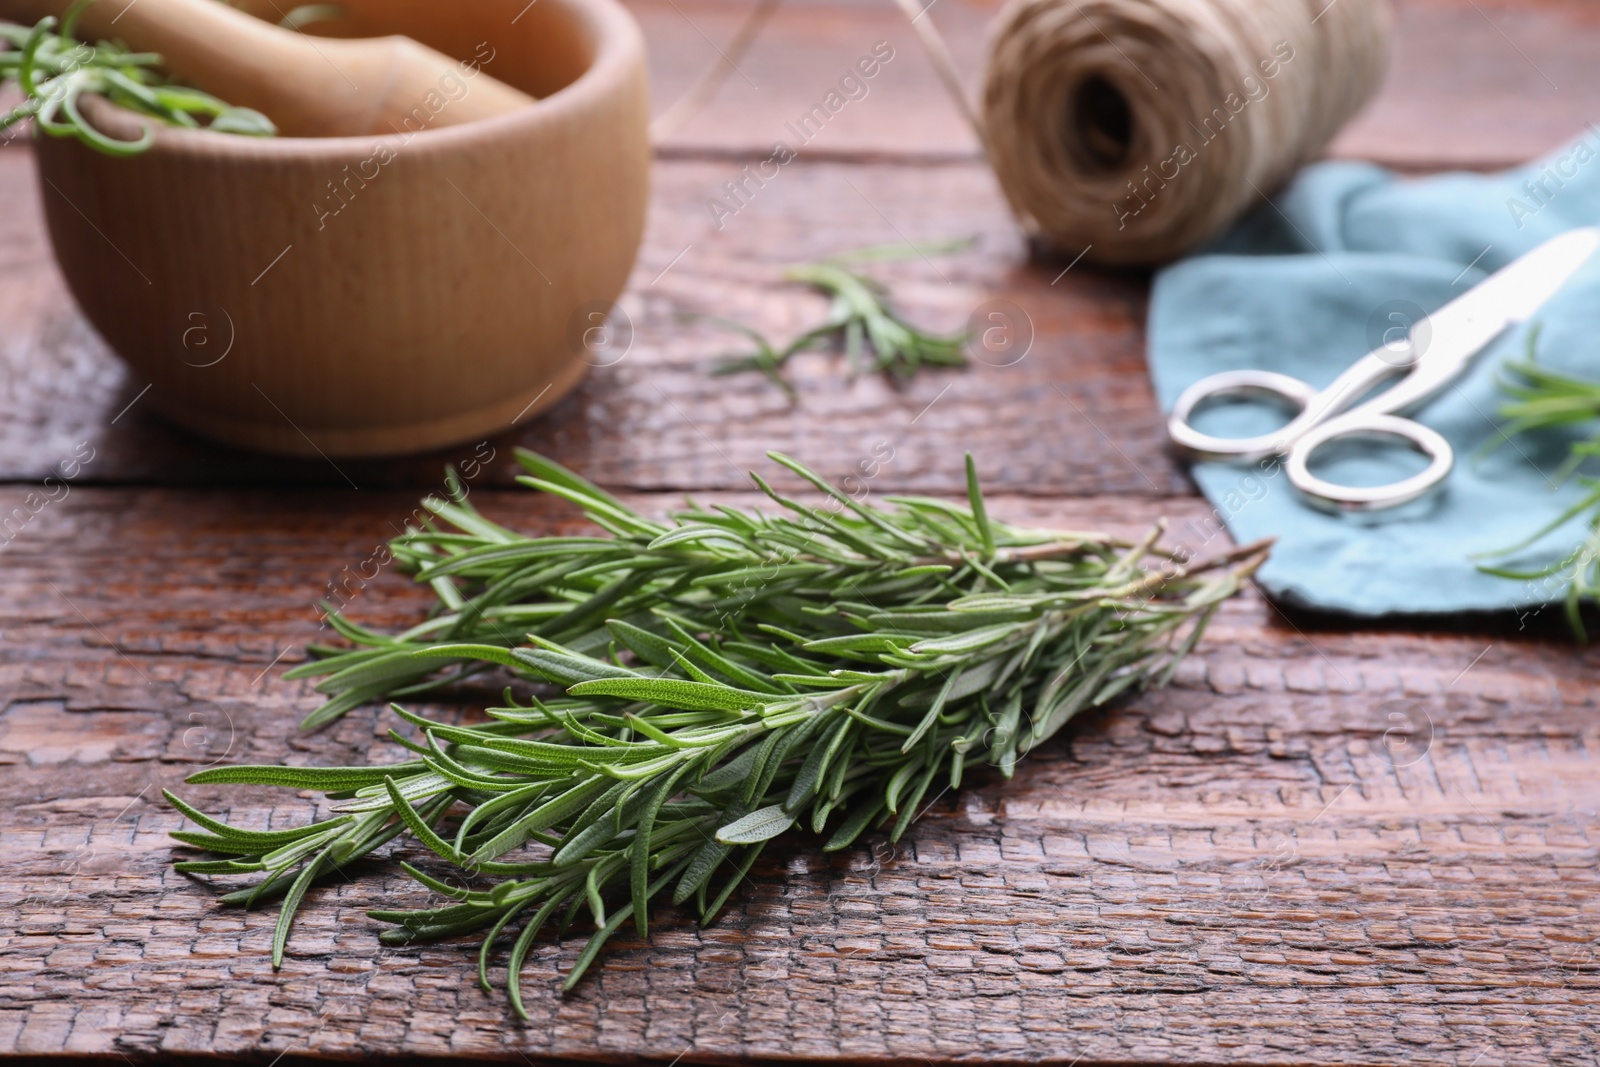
left=26, top=0, right=648, bottom=457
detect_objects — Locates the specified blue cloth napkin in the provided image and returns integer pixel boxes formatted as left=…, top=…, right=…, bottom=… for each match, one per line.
left=1147, top=142, right=1600, bottom=616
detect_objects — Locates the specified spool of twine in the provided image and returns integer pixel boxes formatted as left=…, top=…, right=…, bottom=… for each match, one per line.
left=653, top=0, right=1390, bottom=266
left=981, top=0, right=1391, bottom=265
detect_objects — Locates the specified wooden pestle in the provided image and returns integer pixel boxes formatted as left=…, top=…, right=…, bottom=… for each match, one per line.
left=0, top=0, right=536, bottom=136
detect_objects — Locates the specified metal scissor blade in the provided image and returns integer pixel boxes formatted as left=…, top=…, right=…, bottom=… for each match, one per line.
left=1472, top=227, right=1600, bottom=323
left=1423, top=228, right=1600, bottom=362
left=1374, top=228, right=1600, bottom=414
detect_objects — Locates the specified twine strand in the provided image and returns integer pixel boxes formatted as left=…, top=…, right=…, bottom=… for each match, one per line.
left=649, top=0, right=1391, bottom=265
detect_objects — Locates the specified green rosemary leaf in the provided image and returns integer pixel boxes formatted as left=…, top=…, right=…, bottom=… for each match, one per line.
left=655, top=615, right=790, bottom=694
left=218, top=867, right=299, bottom=908
left=890, top=760, right=941, bottom=842
left=701, top=841, right=765, bottom=924
left=503, top=894, right=565, bottom=1019
left=673, top=804, right=744, bottom=904
left=382, top=777, right=465, bottom=865
left=513, top=448, right=629, bottom=512
left=408, top=643, right=528, bottom=671
left=186, top=763, right=427, bottom=790
left=468, top=777, right=611, bottom=864
left=1480, top=329, right=1600, bottom=636
left=700, top=312, right=799, bottom=400
left=478, top=900, right=530, bottom=994
left=1, top=7, right=275, bottom=155
left=786, top=714, right=847, bottom=810
left=707, top=242, right=970, bottom=392
left=964, top=451, right=997, bottom=559
left=272, top=850, right=330, bottom=967
left=823, top=796, right=887, bottom=852
left=631, top=762, right=694, bottom=936
left=167, top=831, right=271, bottom=856
left=645, top=524, right=747, bottom=550
left=714, top=803, right=794, bottom=845
left=564, top=855, right=693, bottom=993
left=173, top=858, right=264, bottom=875
left=902, top=669, right=958, bottom=753
left=510, top=645, right=639, bottom=686
left=567, top=677, right=772, bottom=712
left=162, top=789, right=354, bottom=847
left=693, top=742, right=766, bottom=792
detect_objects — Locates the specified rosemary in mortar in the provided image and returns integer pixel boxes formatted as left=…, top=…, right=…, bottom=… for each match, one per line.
left=1, top=3, right=274, bottom=156
left=711, top=240, right=972, bottom=392
left=1477, top=330, right=1600, bottom=637
left=169, top=450, right=1266, bottom=1012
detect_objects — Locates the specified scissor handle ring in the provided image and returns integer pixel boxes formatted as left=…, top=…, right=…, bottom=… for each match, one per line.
left=1167, top=370, right=1320, bottom=463
left=1285, top=414, right=1455, bottom=512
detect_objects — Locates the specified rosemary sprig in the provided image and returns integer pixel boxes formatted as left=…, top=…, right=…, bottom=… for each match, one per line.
left=169, top=450, right=1266, bottom=1011
left=1476, top=330, right=1600, bottom=637
left=711, top=240, right=972, bottom=392
left=1, top=3, right=274, bottom=156
left=700, top=314, right=796, bottom=401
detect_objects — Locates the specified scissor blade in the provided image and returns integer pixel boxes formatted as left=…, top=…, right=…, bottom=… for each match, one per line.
left=1421, top=227, right=1600, bottom=368
left=1479, top=227, right=1600, bottom=322
left=1349, top=228, right=1600, bottom=420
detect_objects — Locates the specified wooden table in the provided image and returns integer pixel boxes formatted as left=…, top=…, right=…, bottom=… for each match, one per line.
left=4, top=1, right=1599, bottom=1062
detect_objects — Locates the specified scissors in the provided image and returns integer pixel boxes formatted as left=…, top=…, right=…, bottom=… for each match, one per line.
left=1166, top=227, right=1600, bottom=511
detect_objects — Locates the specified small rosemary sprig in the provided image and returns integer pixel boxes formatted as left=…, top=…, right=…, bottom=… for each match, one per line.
left=168, top=450, right=1265, bottom=1012
left=1, top=3, right=274, bottom=156
left=1476, top=330, right=1600, bottom=637
left=711, top=240, right=972, bottom=392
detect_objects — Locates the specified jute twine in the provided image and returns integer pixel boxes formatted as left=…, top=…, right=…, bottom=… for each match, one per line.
left=653, top=0, right=1391, bottom=267
left=981, top=0, right=1391, bottom=264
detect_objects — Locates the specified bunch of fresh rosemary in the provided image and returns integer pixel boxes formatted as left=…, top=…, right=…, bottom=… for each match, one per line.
left=711, top=240, right=972, bottom=394
left=169, top=451, right=1265, bottom=1012
left=1, top=3, right=274, bottom=155
left=1477, top=331, right=1600, bottom=637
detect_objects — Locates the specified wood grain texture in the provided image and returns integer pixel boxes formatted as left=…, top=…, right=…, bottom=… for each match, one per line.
left=2, top=487, right=1598, bottom=1064
left=5, top=1, right=1600, bottom=1062
left=0, top=150, right=1172, bottom=495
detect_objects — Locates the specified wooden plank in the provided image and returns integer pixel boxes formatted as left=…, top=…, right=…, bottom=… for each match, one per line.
left=1333, top=0, right=1600, bottom=170
left=636, top=0, right=1600, bottom=171
left=3, top=486, right=1598, bottom=1063
left=1, top=5, right=1597, bottom=495
left=0, top=150, right=1177, bottom=496
left=2, top=4, right=1596, bottom=1066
